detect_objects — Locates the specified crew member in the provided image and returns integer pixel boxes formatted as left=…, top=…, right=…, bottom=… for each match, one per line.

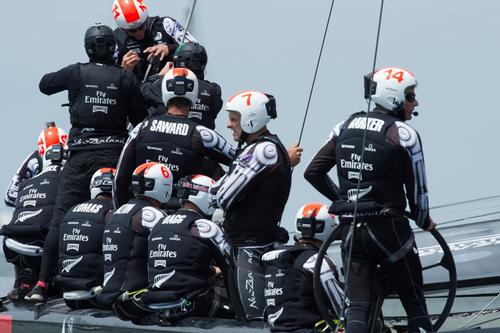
left=114, top=68, right=236, bottom=207
left=142, top=175, right=233, bottom=321
left=5, top=123, right=66, bottom=207
left=112, top=0, right=196, bottom=80
left=304, top=67, right=435, bottom=333
left=57, top=168, right=115, bottom=309
left=141, top=41, right=222, bottom=129
left=97, top=162, right=172, bottom=322
left=25, top=24, right=147, bottom=302
left=2, top=140, right=66, bottom=300
left=262, top=203, right=344, bottom=332
left=210, top=91, right=292, bottom=320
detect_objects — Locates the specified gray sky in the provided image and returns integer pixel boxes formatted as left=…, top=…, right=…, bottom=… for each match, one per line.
left=1, top=0, right=499, bottom=231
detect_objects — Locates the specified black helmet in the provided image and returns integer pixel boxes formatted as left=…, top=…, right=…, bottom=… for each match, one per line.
left=173, top=42, right=208, bottom=79
left=84, top=23, right=116, bottom=62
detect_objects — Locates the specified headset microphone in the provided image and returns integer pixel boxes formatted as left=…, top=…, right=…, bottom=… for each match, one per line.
left=412, top=111, right=419, bottom=116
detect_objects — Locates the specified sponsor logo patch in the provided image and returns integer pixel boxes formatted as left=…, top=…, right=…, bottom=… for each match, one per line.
left=66, top=244, right=79, bottom=252
left=61, top=256, right=83, bottom=273
left=103, top=267, right=115, bottom=286
left=347, top=186, right=373, bottom=202
left=15, top=209, right=43, bottom=223
left=152, top=270, right=176, bottom=289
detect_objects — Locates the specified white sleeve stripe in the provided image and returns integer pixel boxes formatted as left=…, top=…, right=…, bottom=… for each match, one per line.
left=214, top=145, right=270, bottom=209
left=396, top=121, right=429, bottom=226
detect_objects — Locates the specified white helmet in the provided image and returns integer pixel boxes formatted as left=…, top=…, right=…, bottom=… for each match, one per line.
left=161, top=68, right=199, bottom=107
left=112, top=0, right=149, bottom=30
left=295, top=203, right=337, bottom=242
left=90, top=168, right=116, bottom=199
left=177, top=175, right=216, bottom=216
left=131, top=162, right=173, bottom=204
left=225, top=91, right=276, bottom=134
left=367, top=67, right=417, bottom=113
left=37, top=122, right=68, bottom=157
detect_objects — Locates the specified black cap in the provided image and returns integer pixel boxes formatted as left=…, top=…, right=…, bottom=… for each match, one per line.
left=84, top=23, right=116, bottom=62
left=173, top=42, right=208, bottom=79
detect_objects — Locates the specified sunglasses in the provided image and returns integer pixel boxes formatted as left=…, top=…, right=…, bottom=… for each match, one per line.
left=123, top=22, right=146, bottom=34
left=405, top=92, right=416, bottom=102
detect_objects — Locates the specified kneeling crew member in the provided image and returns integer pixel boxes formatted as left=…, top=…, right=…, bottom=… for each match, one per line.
left=262, top=203, right=344, bottom=333
left=2, top=141, right=66, bottom=300
left=142, top=174, right=233, bottom=321
left=4, top=123, right=67, bottom=207
left=56, top=168, right=115, bottom=309
left=97, top=162, right=172, bottom=321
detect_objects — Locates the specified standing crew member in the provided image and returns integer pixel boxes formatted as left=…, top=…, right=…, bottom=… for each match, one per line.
left=210, top=91, right=292, bottom=320
left=304, top=67, right=435, bottom=333
left=262, top=203, right=344, bottom=332
left=5, top=123, right=67, bottom=207
left=112, top=0, right=196, bottom=80
left=97, top=162, right=172, bottom=321
left=140, top=42, right=225, bottom=178
left=25, top=24, right=147, bottom=302
left=141, top=42, right=223, bottom=129
left=114, top=68, right=236, bottom=207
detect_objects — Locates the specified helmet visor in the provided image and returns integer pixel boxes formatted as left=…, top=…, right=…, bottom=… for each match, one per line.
left=296, top=216, right=325, bottom=238
left=176, top=178, right=210, bottom=199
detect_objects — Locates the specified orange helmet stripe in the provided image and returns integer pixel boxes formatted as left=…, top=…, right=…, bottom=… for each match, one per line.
left=301, top=203, right=324, bottom=218
left=118, top=0, right=141, bottom=23
left=44, top=127, right=61, bottom=149
left=227, top=90, right=257, bottom=103
left=133, top=162, right=158, bottom=175
left=99, top=167, right=116, bottom=174
left=173, top=67, right=188, bottom=77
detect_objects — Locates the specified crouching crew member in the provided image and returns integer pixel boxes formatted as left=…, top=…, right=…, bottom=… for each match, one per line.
left=97, top=162, right=173, bottom=321
left=262, top=203, right=344, bottom=333
left=4, top=123, right=66, bottom=207
left=56, top=168, right=115, bottom=309
left=1, top=139, right=67, bottom=300
left=141, top=175, right=233, bottom=321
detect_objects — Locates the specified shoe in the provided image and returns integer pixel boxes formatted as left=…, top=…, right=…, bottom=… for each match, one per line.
left=8, top=283, right=33, bottom=301
left=24, top=284, right=48, bottom=302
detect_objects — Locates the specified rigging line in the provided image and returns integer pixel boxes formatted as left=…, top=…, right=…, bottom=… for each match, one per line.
left=439, top=210, right=500, bottom=226
left=142, top=0, right=197, bottom=84
left=336, top=1, right=385, bottom=331
left=180, top=0, right=197, bottom=44
left=431, top=194, right=500, bottom=210
left=461, top=290, right=500, bottom=328
left=297, top=0, right=336, bottom=146
left=463, top=314, right=500, bottom=328
left=422, top=293, right=500, bottom=299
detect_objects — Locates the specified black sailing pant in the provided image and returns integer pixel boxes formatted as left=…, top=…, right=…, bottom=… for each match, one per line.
left=39, top=149, right=121, bottom=282
left=340, top=217, right=432, bottom=333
